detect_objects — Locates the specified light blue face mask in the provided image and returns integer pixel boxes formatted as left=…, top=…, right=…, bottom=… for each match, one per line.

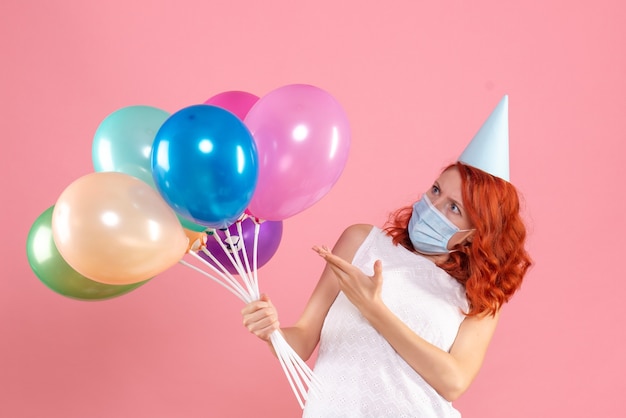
left=408, top=194, right=473, bottom=255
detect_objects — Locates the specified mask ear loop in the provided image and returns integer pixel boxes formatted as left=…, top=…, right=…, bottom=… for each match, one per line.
left=449, top=229, right=475, bottom=253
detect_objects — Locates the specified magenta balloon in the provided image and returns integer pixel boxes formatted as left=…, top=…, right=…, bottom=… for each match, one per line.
left=244, top=84, right=351, bottom=220
left=203, top=91, right=260, bottom=120
left=199, top=217, right=283, bottom=274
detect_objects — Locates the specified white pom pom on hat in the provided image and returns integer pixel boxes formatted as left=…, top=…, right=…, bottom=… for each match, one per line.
left=458, top=95, right=510, bottom=182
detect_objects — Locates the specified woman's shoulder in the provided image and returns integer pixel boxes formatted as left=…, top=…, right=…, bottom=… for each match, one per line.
left=332, top=224, right=376, bottom=262
left=341, top=224, right=374, bottom=242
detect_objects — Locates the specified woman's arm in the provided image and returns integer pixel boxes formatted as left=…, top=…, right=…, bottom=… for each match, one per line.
left=315, top=246, right=499, bottom=402
left=365, top=303, right=499, bottom=401
left=241, top=224, right=373, bottom=360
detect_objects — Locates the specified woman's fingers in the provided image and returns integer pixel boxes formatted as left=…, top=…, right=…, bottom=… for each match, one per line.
left=240, top=293, right=273, bottom=315
left=241, top=295, right=279, bottom=341
left=245, top=314, right=280, bottom=339
left=313, top=245, right=353, bottom=271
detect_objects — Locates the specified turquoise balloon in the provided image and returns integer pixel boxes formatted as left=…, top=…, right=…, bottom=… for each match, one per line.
left=92, top=105, right=207, bottom=232
left=92, top=105, right=170, bottom=187
left=26, top=206, right=149, bottom=301
left=179, top=215, right=208, bottom=232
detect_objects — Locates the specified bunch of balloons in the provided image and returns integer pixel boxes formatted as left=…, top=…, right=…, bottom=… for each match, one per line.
left=26, top=84, right=351, bottom=407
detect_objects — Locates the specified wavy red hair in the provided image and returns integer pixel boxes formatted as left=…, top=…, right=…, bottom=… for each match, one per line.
left=384, top=162, right=532, bottom=317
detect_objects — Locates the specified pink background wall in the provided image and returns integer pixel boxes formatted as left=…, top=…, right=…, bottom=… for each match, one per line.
left=2, top=1, right=624, bottom=417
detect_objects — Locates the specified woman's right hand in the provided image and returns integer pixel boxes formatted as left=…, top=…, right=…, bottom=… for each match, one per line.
left=241, top=293, right=280, bottom=342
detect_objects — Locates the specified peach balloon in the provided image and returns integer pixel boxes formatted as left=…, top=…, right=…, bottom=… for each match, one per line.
left=183, top=228, right=206, bottom=252
left=52, top=172, right=188, bottom=285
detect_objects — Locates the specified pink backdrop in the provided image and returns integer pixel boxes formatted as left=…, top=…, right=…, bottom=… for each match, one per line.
left=2, top=1, right=624, bottom=417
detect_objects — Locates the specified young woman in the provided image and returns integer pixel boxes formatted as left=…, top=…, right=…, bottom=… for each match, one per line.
left=242, top=96, right=532, bottom=416
left=242, top=161, right=531, bottom=417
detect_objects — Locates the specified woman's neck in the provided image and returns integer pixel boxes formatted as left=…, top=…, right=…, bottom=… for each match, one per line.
left=414, top=250, right=449, bottom=265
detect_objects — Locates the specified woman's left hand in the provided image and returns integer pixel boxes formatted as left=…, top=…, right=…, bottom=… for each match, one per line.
left=312, top=245, right=384, bottom=315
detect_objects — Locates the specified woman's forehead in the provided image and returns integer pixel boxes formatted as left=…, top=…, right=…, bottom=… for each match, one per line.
left=435, top=166, right=462, bottom=187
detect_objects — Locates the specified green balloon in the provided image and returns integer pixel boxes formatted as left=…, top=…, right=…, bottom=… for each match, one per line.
left=26, top=206, right=149, bottom=301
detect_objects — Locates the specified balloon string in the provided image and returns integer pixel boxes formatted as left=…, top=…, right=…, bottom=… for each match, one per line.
left=274, top=334, right=308, bottom=400
left=188, top=250, right=251, bottom=303
left=252, top=220, right=261, bottom=296
left=223, top=228, right=258, bottom=300
left=274, top=331, right=321, bottom=390
left=279, top=339, right=321, bottom=392
left=269, top=330, right=322, bottom=407
left=195, top=249, right=248, bottom=296
left=235, top=218, right=257, bottom=297
left=270, top=332, right=310, bottom=408
left=271, top=334, right=305, bottom=409
left=177, top=259, right=248, bottom=303
left=207, top=229, right=256, bottom=299
left=183, top=218, right=321, bottom=409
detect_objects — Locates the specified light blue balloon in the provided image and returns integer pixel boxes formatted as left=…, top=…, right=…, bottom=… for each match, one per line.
left=151, top=104, right=259, bottom=229
left=92, top=105, right=170, bottom=187
left=92, top=105, right=208, bottom=232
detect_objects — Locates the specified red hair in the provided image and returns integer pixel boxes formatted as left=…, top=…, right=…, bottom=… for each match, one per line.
left=384, top=162, right=532, bottom=317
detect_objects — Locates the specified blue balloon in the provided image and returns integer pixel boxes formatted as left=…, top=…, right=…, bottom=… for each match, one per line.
left=151, top=105, right=258, bottom=229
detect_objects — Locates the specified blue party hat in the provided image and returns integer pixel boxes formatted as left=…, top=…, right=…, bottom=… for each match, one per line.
left=458, top=95, right=510, bottom=182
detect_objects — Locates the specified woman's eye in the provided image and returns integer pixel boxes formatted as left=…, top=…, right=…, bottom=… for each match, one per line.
left=431, top=185, right=440, bottom=194
left=450, top=203, right=460, bottom=214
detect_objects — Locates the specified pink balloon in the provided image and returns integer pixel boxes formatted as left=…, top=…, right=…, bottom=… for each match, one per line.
left=244, top=84, right=351, bottom=221
left=203, top=91, right=259, bottom=120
